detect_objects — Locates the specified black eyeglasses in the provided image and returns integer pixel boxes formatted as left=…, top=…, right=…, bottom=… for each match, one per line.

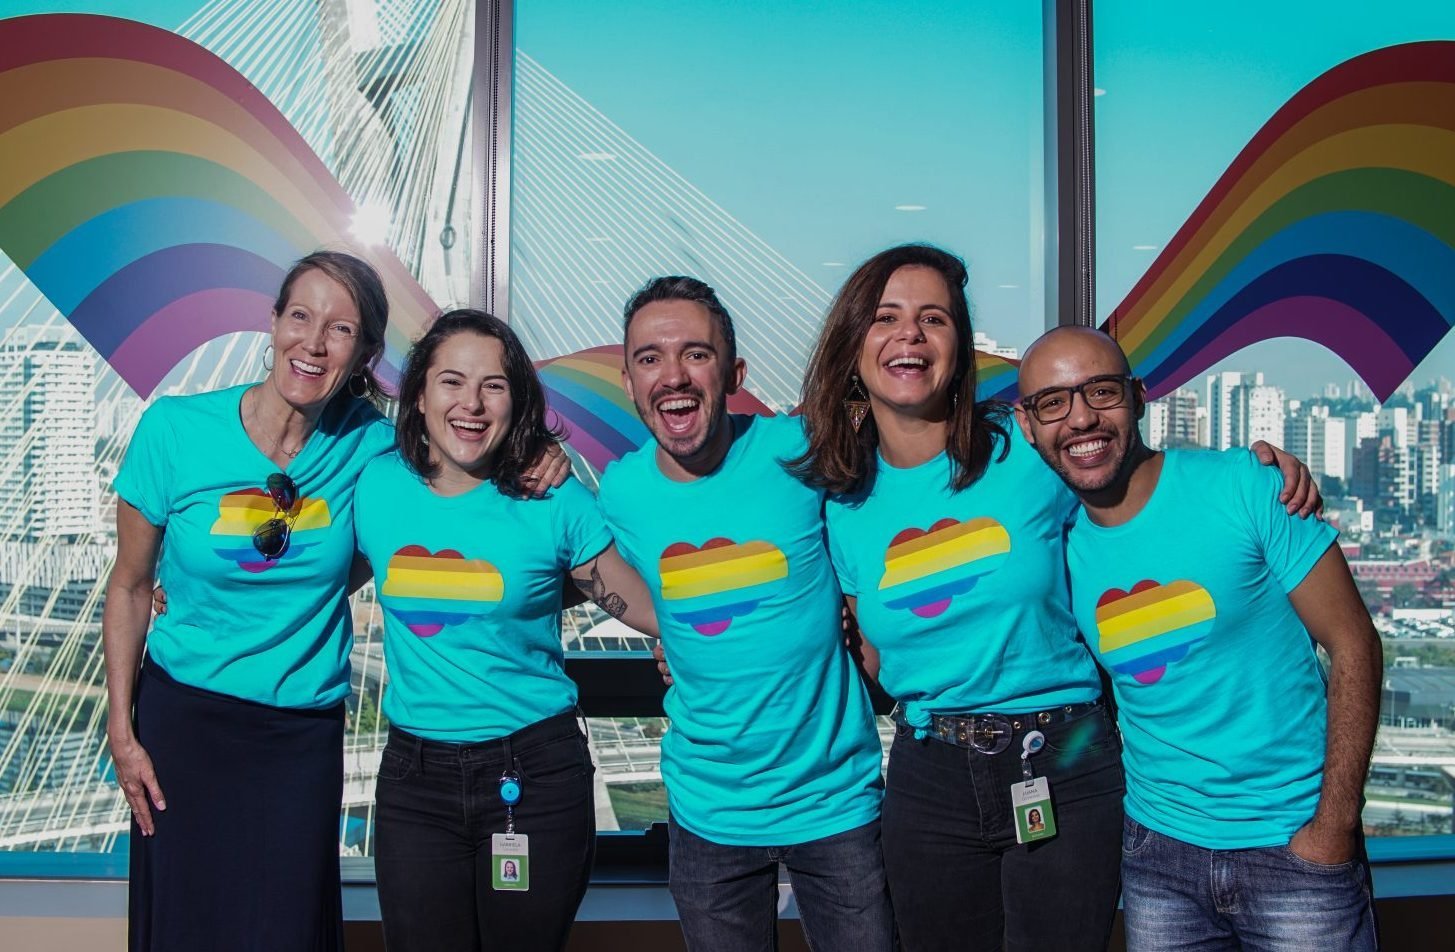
left=1020, top=374, right=1138, bottom=424
left=251, top=473, right=298, bottom=560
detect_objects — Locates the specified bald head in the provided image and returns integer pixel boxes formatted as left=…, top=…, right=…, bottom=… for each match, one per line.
left=1015, top=325, right=1149, bottom=505
left=1018, top=326, right=1131, bottom=398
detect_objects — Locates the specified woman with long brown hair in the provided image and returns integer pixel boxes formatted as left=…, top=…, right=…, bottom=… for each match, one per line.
left=792, top=243, right=1315, bottom=951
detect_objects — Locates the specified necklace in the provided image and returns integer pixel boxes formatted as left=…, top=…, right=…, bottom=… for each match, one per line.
left=244, top=386, right=312, bottom=461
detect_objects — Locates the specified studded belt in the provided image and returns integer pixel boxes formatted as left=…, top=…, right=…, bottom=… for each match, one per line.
left=910, top=700, right=1103, bottom=754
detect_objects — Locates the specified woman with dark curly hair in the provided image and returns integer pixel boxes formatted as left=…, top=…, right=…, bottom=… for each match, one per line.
left=356, top=309, right=655, bottom=951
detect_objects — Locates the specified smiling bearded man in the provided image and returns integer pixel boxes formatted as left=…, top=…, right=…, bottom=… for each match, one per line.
left=1015, top=326, right=1382, bottom=952
left=596, top=276, right=892, bottom=952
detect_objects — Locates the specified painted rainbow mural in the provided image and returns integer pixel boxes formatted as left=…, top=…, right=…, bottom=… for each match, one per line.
left=3, top=16, right=1449, bottom=469
left=0, top=13, right=435, bottom=396
left=1106, top=41, right=1455, bottom=401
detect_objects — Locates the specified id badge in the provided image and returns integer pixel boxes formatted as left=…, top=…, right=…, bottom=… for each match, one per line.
left=1012, top=777, right=1057, bottom=844
left=492, top=833, right=530, bottom=891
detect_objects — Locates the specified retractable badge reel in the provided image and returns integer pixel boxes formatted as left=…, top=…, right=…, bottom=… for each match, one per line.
left=492, top=769, right=530, bottom=891
left=1012, top=730, right=1057, bottom=844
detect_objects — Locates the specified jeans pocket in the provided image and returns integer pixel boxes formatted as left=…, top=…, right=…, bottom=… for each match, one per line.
left=516, top=733, right=591, bottom=786
left=1278, top=844, right=1358, bottom=875
left=375, top=748, right=414, bottom=783
left=1042, top=706, right=1119, bottom=755
left=1122, top=817, right=1155, bottom=856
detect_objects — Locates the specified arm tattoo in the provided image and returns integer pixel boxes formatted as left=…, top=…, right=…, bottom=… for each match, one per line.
left=574, top=562, right=628, bottom=620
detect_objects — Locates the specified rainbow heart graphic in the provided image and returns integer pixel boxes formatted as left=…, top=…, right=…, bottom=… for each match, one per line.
left=1094, top=580, right=1216, bottom=685
left=208, top=486, right=330, bottom=573
left=878, top=517, right=1011, bottom=618
left=658, top=538, right=789, bottom=636
left=380, top=545, right=504, bottom=637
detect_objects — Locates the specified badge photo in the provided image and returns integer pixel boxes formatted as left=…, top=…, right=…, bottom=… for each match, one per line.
left=492, top=832, right=530, bottom=891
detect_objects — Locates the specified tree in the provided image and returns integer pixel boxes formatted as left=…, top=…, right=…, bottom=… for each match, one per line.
left=1391, top=583, right=1419, bottom=608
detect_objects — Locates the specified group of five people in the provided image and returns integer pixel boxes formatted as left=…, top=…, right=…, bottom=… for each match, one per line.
left=104, top=244, right=1379, bottom=951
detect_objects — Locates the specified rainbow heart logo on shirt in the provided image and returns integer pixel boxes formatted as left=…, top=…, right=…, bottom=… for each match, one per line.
left=658, top=538, right=789, bottom=636
left=878, top=517, right=1011, bottom=618
left=1094, top=580, right=1216, bottom=685
left=380, top=545, right=504, bottom=637
left=209, top=487, right=331, bottom=573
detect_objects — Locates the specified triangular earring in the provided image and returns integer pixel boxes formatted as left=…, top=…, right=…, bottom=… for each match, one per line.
left=844, top=375, right=870, bottom=433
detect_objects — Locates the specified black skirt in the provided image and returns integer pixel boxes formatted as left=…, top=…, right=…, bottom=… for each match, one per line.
left=128, top=660, right=345, bottom=952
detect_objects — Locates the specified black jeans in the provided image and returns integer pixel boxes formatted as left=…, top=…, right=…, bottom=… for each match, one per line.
left=882, top=701, right=1126, bottom=952
left=373, top=712, right=596, bottom=952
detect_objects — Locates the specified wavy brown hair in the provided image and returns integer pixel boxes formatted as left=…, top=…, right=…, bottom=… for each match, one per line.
left=787, top=244, right=1009, bottom=496
left=395, top=309, right=563, bottom=498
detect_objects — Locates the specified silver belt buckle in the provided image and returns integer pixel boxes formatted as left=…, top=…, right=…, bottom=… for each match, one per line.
left=970, top=714, right=1013, bottom=755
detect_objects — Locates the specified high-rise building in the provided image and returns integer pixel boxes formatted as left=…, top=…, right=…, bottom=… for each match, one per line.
left=1207, top=371, right=1280, bottom=449
left=1205, top=371, right=1251, bottom=450
left=1285, top=404, right=1346, bottom=481
left=0, top=330, right=99, bottom=541
left=1242, top=383, right=1285, bottom=447
left=1343, top=411, right=1379, bottom=478
left=1352, top=435, right=1415, bottom=519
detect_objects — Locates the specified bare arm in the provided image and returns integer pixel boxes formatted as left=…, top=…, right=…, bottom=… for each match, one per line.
left=1250, top=440, right=1322, bottom=517
left=569, top=543, right=658, bottom=637
left=102, top=501, right=166, bottom=835
left=1286, top=544, right=1383, bottom=863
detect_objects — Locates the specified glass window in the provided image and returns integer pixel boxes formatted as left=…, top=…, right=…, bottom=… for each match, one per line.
left=1095, top=0, right=1455, bottom=839
left=512, top=0, right=1048, bottom=835
left=0, top=0, right=474, bottom=861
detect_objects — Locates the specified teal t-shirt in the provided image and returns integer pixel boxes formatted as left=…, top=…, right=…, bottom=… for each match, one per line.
left=1066, top=449, right=1338, bottom=849
left=354, top=452, right=612, bottom=742
left=597, top=414, right=884, bottom=847
left=825, top=425, right=1102, bottom=727
left=113, top=384, right=394, bottom=708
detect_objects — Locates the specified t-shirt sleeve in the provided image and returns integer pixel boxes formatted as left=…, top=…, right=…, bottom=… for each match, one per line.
left=824, top=505, right=858, bottom=596
left=113, top=400, right=175, bottom=526
left=552, top=477, right=614, bottom=569
left=353, top=456, right=383, bottom=550
left=1234, top=450, right=1338, bottom=593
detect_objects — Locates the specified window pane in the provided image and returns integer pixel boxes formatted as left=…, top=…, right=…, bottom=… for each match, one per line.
left=514, top=0, right=1048, bottom=833
left=0, top=0, right=474, bottom=860
left=1095, top=0, right=1455, bottom=839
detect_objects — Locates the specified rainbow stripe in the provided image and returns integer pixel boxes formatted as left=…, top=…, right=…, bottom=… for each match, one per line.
left=879, top=517, right=1011, bottom=618
left=381, top=545, right=503, bottom=637
left=209, top=487, right=331, bottom=573
left=537, top=347, right=651, bottom=472
left=1105, top=41, right=1455, bottom=401
left=974, top=350, right=1020, bottom=402
left=659, top=538, right=789, bottom=636
left=1094, top=580, right=1216, bottom=685
left=0, top=14, right=436, bottom=397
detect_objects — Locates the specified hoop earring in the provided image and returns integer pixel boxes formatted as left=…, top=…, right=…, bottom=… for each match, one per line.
left=844, top=375, right=870, bottom=433
left=348, top=373, right=369, bottom=398
left=262, top=344, right=274, bottom=371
